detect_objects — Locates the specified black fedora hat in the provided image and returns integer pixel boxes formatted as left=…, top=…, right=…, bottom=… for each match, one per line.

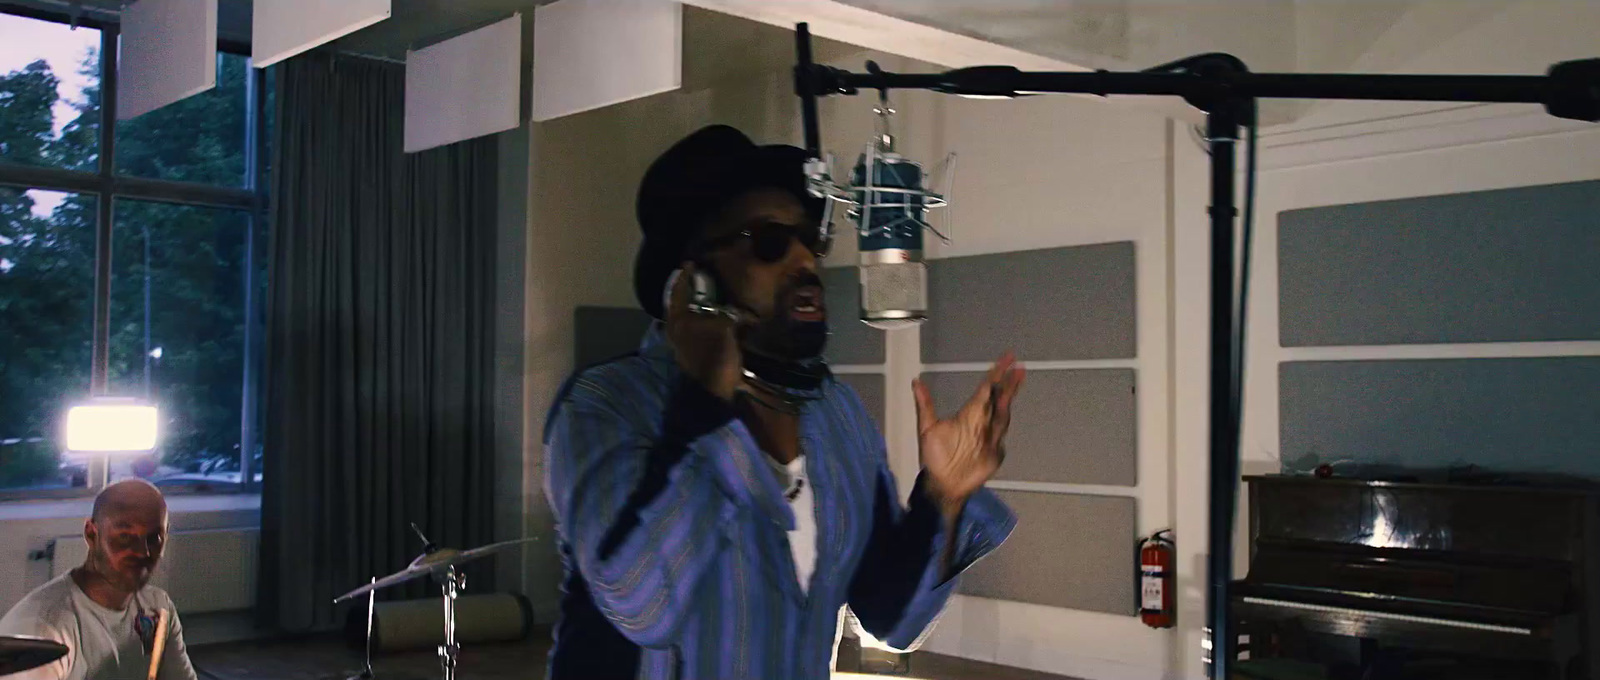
left=633, top=124, right=824, bottom=319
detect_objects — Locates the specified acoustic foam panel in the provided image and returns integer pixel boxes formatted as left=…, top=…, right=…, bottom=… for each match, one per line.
left=919, top=370, right=1137, bottom=486
left=252, top=0, right=391, bottom=69
left=404, top=14, right=523, bottom=153
left=958, top=490, right=1136, bottom=616
left=531, top=0, right=681, bottom=122
left=573, top=306, right=653, bottom=369
left=833, top=373, right=886, bottom=431
left=1279, top=180, right=1600, bottom=347
left=923, top=242, right=1136, bottom=364
left=1280, top=358, right=1600, bottom=477
left=822, top=266, right=885, bottom=366
left=117, top=0, right=216, bottom=120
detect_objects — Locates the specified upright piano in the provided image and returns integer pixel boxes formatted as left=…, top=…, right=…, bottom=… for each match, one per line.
left=1232, top=473, right=1600, bottom=680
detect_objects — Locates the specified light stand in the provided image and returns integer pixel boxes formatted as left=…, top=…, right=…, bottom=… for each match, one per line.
left=792, top=21, right=1600, bottom=680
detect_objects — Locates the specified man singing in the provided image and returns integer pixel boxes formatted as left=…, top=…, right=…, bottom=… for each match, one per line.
left=543, top=125, right=1026, bottom=679
left=0, top=479, right=196, bottom=680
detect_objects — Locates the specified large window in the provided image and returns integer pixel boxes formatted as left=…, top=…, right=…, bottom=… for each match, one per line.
left=0, top=9, right=267, bottom=497
left=0, top=188, right=95, bottom=490
left=0, top=15, right=99, bottom=171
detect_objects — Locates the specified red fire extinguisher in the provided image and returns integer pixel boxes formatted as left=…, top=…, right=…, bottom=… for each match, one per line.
left=1138, top=529, right=1175, bottom=628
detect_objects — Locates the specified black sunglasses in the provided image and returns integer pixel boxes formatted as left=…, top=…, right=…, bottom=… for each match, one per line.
left=697, top=221, right=830, bottom=263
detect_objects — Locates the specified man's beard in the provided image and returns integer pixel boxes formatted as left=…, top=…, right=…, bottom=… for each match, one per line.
left=742, top=271, right=828, bottom=361
left=90, top=546, right=151, bottom=591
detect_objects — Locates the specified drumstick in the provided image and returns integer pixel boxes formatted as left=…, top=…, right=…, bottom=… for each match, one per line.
left=146, top=608, right=170, bottom=680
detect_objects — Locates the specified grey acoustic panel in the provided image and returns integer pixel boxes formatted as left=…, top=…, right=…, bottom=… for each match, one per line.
left=573, top=306, right=653, bottom=367
left=834, top=373, right=886, bottom=432
left=1279, top=180, right=1600, bottom=347
left=919, top=370, right=1136, bottom=486
left=821, top=266, right=885, bottom=366
left=1280, top=358, right=1600, bottom=477
left=958, top=490, right=1136, bottom=616
left=922, top=242, right=1136, bottom=363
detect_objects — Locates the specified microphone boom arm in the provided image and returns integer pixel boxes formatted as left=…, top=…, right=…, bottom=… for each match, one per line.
left=796, top=54, right=1600, bottom=122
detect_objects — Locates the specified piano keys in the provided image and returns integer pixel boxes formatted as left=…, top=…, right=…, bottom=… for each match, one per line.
left=1229, top=474, right=1600, bottom=680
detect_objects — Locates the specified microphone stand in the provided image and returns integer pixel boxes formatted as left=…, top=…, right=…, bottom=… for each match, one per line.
left=792, top=22, right=1600, bottom=680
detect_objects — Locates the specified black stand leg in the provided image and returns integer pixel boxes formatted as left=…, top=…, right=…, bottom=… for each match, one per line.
left=1205, top=104, right=1244, bottom=679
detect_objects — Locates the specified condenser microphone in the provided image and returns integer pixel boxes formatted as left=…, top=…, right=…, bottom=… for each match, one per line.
left=804, top=76, right=954, bottom=330
left=852, top=139, right=924, bottom=330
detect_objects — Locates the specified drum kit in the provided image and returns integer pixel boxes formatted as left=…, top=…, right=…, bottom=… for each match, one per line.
left=330, top=524, right=539, bottom=680
left=0, top=635, right=67, bottom=678
left=0, top=524, right=537, bottom=680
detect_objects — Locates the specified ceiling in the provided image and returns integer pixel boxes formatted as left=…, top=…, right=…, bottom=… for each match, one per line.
left=10, top=0, right=1588, bottom=127
left=834, top=0, right=1499, bottom=74
left=1, top=1, right=1559, bottom=76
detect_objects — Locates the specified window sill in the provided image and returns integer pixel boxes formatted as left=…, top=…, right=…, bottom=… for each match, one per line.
left=0, top=493, right=260, bottom=521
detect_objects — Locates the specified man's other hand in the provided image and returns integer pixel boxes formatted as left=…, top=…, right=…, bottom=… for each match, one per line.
left=913, top=351, right=1026, bottom=515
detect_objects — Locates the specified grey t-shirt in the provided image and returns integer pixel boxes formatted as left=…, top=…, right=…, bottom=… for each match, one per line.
left=0, top=572, right=196, bottom=680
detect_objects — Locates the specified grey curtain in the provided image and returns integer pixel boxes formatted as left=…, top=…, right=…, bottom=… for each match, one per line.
left=258, top=52, right=499, bottom=632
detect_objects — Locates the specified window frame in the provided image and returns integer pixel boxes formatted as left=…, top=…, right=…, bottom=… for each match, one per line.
left=0, top=4, right=268, bottom=500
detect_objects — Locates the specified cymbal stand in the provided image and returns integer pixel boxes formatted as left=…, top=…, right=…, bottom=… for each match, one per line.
left=438, top=567, right=463, bottom=680
left=341, top=577, right=376, bottom=680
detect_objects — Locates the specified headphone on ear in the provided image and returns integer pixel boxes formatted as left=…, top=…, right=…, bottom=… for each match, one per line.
left=664, top=262, right=746, bottom=324
left=661, top=261, right=831, bottom=398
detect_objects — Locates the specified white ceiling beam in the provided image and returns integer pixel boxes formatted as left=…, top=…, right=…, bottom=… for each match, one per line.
left=677, top=0, right=1203, bottom=123
left=679, top=0, right=1091, bottom=73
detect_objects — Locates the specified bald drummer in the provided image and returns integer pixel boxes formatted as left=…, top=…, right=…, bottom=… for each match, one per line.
left=0, top=479, right=196, bottom=680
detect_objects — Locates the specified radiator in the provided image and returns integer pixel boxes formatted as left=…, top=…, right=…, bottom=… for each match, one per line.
left=51, top=527, right=258, bottom=614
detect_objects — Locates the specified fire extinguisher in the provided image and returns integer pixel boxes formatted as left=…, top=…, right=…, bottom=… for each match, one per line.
left=1137, top=529, right=1175, bottom=628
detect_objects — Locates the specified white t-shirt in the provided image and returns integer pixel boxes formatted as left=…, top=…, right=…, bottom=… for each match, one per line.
left=766, top=453, right=818, bottom=594
left=0, top=572, right=196, bottom=680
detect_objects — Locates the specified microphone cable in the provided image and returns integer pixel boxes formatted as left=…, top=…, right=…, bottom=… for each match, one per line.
left=1232, top=99, right=1259, bottom=457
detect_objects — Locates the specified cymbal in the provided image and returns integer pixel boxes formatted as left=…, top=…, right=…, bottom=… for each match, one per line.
left=333, top=536, right=539, bottom=604
left=0, top=635, right=68, bottom=676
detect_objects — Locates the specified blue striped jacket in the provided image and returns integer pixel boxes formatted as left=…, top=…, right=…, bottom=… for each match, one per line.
left=542, top=323, right=1016, bottom=679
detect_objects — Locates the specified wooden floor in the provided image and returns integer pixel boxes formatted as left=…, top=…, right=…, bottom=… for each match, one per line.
left=188, top=627, right=1081, bottom=680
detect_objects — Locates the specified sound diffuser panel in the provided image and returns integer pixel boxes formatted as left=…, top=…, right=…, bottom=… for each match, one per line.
left=958, top=490, right=1136, bottom=616
left=118, top=0, right=217, bottom=120
left=923, top=242, right=1136, bottom=363
left=833, top=373, right=886, bottom=431
left=404, top=14, right=524, bottom=153
left=1279, top=180, right=1600, bottom=346
left=531, top=0, right=682, bottom=122
left=253, top=0, right=391, bottom=68
left=1280, top=358, right=1600, bottom=477
left=573, top=306, right=653, bottom=369
left=919, top=370, right=1136, bottom=486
